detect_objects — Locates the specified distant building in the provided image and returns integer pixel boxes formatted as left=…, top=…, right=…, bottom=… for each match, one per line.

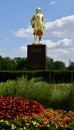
left=69, top=59, right=74, bottom=66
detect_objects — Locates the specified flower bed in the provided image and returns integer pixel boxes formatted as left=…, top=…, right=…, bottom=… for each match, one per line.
left=0, top=96, right=74, bottom=130
left=0, top=96, right=45, bottom=119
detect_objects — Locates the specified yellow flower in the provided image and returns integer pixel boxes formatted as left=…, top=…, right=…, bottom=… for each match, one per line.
left=26, top=123, right=29, bottom=126
left=24, top=127, right=27, bottom=130
left=20, top=128, right=23, bottom=130
left=0, top=119, right=4, bottom=122
left=5, top=120, right=9, bottom=124
left=32, top=121, right=37, bottom=125
left=11, top=124, right=16, bottom=129
left=32, top=121, right=39, bottom=127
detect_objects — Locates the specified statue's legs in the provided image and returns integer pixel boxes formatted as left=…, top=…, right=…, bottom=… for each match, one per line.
left=38, top=36, right=41, bottom=44
left=33, top=34, right=41, bottom=45
left=33, top=35, right=37, bottom=44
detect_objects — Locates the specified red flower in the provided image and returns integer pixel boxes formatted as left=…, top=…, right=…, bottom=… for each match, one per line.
left=0, top=96, right=45, bottom=119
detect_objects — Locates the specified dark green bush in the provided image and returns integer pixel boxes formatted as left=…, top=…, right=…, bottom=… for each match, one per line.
left=0, top=70, right=74, bottom=83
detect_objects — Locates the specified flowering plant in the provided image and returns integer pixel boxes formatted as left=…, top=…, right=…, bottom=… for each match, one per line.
left=21, top=109, right=74, bottom=129
left=0, top=96, right=74, bottom=130
left=0, top=96, right=45, bottom=119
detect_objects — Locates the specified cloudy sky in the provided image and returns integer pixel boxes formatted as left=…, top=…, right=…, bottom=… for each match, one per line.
left=0, top=0, right=74, bottom=66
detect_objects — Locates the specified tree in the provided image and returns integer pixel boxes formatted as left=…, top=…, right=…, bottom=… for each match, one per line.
left=0, top=55, right=67, bottom=70
left=47, top=57, right=54, bottom=70
left=0, top=56, right=3, bottom=70
left=54, top=61, right=66, bottom=70
left=13, top=57, right=27, bottom=70
left=67, top=64, right=74, bottom=70
left=2, top=57, right=16, bottom=70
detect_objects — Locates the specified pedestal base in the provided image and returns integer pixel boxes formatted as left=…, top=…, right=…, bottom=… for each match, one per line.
left=27, top=45, right=47, bottom=70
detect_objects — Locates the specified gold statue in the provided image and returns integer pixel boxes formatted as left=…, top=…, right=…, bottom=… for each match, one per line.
left=31, top=7, right=45, bottom=44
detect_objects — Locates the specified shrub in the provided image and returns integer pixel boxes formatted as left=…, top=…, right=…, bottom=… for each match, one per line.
left=0, top=77, right=74, bottom=110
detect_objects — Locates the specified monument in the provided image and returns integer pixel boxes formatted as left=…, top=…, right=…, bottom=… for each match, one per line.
left=27, top=7, right=47, bottom=70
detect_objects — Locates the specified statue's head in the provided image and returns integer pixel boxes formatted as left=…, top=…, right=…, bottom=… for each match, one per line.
left=36, top=7, right=41, bottom=13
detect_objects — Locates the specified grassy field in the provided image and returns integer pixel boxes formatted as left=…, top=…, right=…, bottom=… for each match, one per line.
left=0, top=76, right=74, bottom=111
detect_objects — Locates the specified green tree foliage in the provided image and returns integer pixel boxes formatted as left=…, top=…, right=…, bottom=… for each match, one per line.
left=47, top=57, right=54, bottom=70
left=0, top=56, right=3, bottom=70
left=0, top=56, right=15, bottom=70
left=13, top=57, right=27, bottom=70
left=3, top=57, right=16, bottom=70
left=54, top=61, right=66, bottom=70
left=68, top=64, right=74, bottom=70
left=0, top=55, right=67, bottom=70
left=0, top=55, right=27, bottom=70
left=47, top=57, right=66, bottom=70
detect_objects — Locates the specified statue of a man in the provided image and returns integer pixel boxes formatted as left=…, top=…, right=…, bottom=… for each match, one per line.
left=31, top=7, right=45, bottom=44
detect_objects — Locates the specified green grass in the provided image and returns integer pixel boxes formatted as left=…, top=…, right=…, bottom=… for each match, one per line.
left=0, top=76, right=74, bottom=111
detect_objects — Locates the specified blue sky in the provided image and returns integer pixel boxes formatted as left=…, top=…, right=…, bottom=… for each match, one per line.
left=0, top=0, right=74, bottom=66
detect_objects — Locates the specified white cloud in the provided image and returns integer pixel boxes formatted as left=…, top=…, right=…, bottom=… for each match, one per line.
left=58, top=38, right=72, bottom=46
left=45, top=15, right=74, bottom=38
left=13, top=46, right=27, bottom=57
left=42, top=37, right=73, bottom=66
left=49, top=0, right=57, bottom=5
left=18, top=46, right=27, bottom=53
left=13, top=27, right=33, bottom=38
left=44, top=15, right=74, bottom=66
left=43, top=39, right=60, bottom=48
left=0, top=52, right=4, bottom=57
left=46, top=46, right=70, bottom=66
left=42, top=38, right=72, bottom=48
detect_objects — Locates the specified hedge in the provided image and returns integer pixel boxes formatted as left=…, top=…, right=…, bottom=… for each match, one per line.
left=0, top=70, right=74, bottom=83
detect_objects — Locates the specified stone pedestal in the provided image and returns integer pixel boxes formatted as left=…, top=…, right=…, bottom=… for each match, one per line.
left=27, top=45, right=47, bottom=70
